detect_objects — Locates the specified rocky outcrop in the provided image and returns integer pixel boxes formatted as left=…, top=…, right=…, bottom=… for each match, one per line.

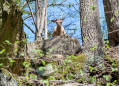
left=0, top=73, right=18, bottom=86
left=105, top=45, right=119, bottom=60
left=27, top=34, right=82, bottom=58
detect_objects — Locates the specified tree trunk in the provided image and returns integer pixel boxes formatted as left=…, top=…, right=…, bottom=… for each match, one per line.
left=80, top=0, right=104, bottom=66
left=0, top=1, right=26, bottom=75
left=44, top=0, right=47, bottom=40
left=103, top=0, right=119, bottom=46
left=36, top=0, right=47, bottom=41
left=35, top=0, right=42, bottom=40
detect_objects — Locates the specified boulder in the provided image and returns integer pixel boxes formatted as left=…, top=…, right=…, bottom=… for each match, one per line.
left=0, top=73, right=18, bottom=86
left=42, top=34, right=81, bottom=55
left=36, top=63, right=55, bottom=77
left=105, top=45, right=119, bottom=60
left=63, top=83, right=95, bottom=86
left=27, top=34, right=81, bottom=58
left=34, top=54, right=64, bottom=77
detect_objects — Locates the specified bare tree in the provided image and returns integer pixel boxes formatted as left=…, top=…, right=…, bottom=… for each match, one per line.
left=36, top=0, right=47, bottom=41
left=103, top=0, right=119, bottom=46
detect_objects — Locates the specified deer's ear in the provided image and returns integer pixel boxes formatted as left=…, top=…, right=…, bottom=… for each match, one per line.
left=51, top=20, right=56, bottom=22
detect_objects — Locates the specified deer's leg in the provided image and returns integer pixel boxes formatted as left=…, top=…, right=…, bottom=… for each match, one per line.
left=52, top=31, right=56, bottom=37
left=61, top=26, right=65, bottom=35
left=52, top=27, right=57, bottom=37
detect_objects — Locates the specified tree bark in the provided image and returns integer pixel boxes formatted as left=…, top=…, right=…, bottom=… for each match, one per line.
left=0, top=1, right=26, bottom=75
left=35, top=0, right=42, bottom=40
left=103, top=0, right=119, bottom=46
left=44, top=0, right=47, bottom=40
left=80, top=0, right=104, bottom=65
left=36, top=0, right=47, bottom=41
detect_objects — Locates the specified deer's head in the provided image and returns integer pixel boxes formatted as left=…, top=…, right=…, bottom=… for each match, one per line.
left=51, top=18, right=65, bottom=27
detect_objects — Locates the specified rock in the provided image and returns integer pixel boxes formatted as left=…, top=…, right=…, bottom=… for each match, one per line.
left=35, top=54, right=64, bottom=77
left=27, top=34, right=81, bottom=58
left=36, top=63, right=55, bottom=77
left=0, top=73, right=18, bottom=86
left=63, top=83, right=95, bottom=86
left=105, top=45, right=119, bottom=60
left=42, top=34, right=81, bottom=55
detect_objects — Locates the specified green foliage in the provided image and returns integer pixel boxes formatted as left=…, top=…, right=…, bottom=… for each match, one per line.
left=51, top=2, right=56, bottom=7
left=0, top=63, right=3, bottom=66
left=90, top=76, right=96, bottom=83
left=14, top=41, right=19, bottom=44
left=22, top=61, right=31, bottom=67
left=106, top=80, right=117, bottom=86
left=40, top=80, right=49, bottom=86
left=105, top=54, right=119, bottom=67
left=66, top=74, right=74, bottom=80
left=104, top=40, right=109, bottom=44
left=84, top=37, right=87, bottom=41
left=39, top=67, right=46, bottom=71
left=103, top=75, right=110, bottom=81
left=29, top=74, right=37, bottom=79
left=55, top=54, right=86, bottom=80
left=8, top=58, right=15, bottom=66
left=14, top=49, right=18, bottom=53
left=89, top=66, right=93, bottom=72
left=41, top=60, right=46, bottom=66
left=90, top=5, right=97, bottom=10
left=34, top=49, right=44, bottom=57
left=115, top=11, right=118, bottom=15
left=111, top=68, right=118, bottom=72
left=110, top=18, right=115, bottom=22
left=19, top=53, right=25, bottom=56
left=66, top=4, right=71, bottom=8
left=48, top=76, right=55, bottom=80
left=83, top=17, right=87, bottom=22
left=23, top=39, right=27, bottom=44
left=0, top=49, right=5, bottom=54
left=48, top=49, right=53, bottom=52
left=5, top=40, right=11, bottom=45
left=88, top=13, right=92, bottom=16
left=90, top=46, right=97, bottom=50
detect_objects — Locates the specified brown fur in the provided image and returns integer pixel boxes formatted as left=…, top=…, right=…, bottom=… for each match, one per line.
left=51, top=18, right=65, bottom=37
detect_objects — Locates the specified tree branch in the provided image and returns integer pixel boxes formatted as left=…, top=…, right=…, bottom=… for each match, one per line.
left=23, top=13, right=36, bottom=21
left=108, top=27, right=119, bottom=34
left=48, top=0, right=67, bottom=7
left=26, top=0, right=38, bottom=31
left=48, top=3, right=79, bottom=7
left=23, top=22, right=35, bottom=34
left=20, top=1, right=27, bottom=10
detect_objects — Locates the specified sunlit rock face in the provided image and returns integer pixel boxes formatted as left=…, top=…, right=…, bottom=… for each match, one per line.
left=27, top=34, right=82, bottom=59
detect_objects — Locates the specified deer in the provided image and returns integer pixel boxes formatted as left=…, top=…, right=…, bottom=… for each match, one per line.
left=51, top=15, right=65, bottom=37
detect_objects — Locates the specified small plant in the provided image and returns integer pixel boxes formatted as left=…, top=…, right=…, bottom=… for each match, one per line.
left=8, top=58, right=15, bottom=66
left=106, top=80, right=117, bottom=86
left=90, top=5, right=97, bottom=10
left=103, top=75, right=110, bottom=81
left=0, top=49, right=5, bottom=54
left=22, top=61, right=31, bottom=68
left=34, top=49, right=44, bottom=57
left=29, top=74, right=37, bottom=79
